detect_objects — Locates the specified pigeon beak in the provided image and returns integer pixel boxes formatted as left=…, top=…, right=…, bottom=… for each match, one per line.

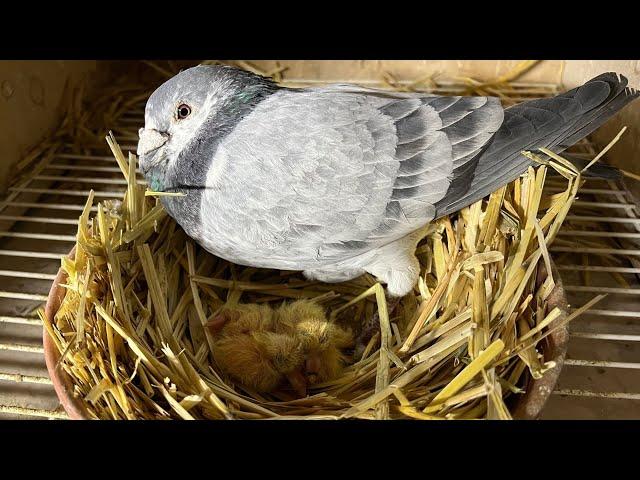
left=137, top=128, right=169, bottom=157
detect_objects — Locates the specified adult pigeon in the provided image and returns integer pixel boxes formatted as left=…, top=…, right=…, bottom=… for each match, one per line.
left=137, top=65, right=638, bottom=297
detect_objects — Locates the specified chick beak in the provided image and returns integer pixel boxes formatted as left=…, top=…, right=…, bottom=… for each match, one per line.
left=137, top=128, right=169, bottom=157
left=305, top=354, right=322, bottom=385
left=285, top=368, right=307, bottom=397
left=206, top=314, right=229, bottom=335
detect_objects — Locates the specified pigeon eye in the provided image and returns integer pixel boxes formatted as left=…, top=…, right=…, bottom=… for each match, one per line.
left=176, top=104, right=191, bottom=120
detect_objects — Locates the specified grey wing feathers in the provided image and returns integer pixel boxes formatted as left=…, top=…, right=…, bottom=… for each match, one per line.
left=362, top=93, right=504, bottom=244
left=434, top=72, right=640, bottom=217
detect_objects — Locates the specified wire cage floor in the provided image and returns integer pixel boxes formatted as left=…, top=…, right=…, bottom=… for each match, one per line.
left=0, top=70, right=639, bottom=419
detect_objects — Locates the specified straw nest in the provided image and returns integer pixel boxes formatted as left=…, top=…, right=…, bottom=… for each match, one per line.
left=41, top=126, right=625, bottom=420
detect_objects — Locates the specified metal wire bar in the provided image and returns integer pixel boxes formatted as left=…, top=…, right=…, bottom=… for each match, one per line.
left=551, top=247, right=640, bottom=256
left=0, top=343, right=44, bottom=354
left=556, top=265, right=640, bottom=274
left=556, top=231, right=640, bottom=239
left=0, top=292, right=49, bottom=301
left=0, top=270, right=57, bottom=280
left=0, top=316, right=42, bottom=326
left=8, top=187, right=124, bottom=197
left=47, top=164, right=132, bottom=173
left=0, top=250, right=65, bottom=260
left=0, top=371, right=53, bottom=385
left=0, top=215, right=79, bottom=225
left=553, top=389, right=640, bottom=400
left=573, top=200, right=637, bottom=210
left=570, top=332, right=640, bottom=342
left=0, top=404, right=67, bottom=419
left=0, top=232, right=76, bottom=242
left=573, top=309, right=640, bottom=318
left=34, top=175, right=143, bottom=186
left=564, top=286, right=640, bottom=295
left=56, top=153, right=122, bottom=162
left=565, top=215, right=640, bottom=224
left=63, top=142, right=137, bottom=151
left=2, top=202, right=93, bottom=212
left=565, top=359, right=640, bottom=369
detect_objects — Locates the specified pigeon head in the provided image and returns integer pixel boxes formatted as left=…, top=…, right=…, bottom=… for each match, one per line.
left=137, top=65, right=278, bottom=189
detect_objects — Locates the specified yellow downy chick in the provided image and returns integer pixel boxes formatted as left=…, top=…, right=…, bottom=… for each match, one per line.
left=207, top=300, right=353, bottom=396
left=274, top=301, right=353, bottom=386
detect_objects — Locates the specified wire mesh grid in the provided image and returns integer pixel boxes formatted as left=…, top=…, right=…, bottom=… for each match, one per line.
left=0, top=76, right=638, bottom=419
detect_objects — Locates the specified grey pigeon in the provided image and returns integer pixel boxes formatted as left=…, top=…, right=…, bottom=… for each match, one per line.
left=137, top=66, right=638, bottom=297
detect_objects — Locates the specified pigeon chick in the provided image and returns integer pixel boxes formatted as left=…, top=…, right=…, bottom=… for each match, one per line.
left=276, top=301, right=354, bottom=386
left=207, top=300, right=353, bottom=396
left=138, top=66, right=639, bottom=297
